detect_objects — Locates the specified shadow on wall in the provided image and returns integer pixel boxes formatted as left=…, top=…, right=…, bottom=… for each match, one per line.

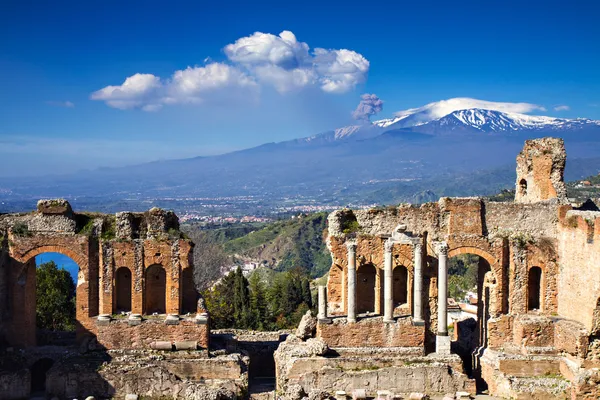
left=0, top=324, right=115, bottom=399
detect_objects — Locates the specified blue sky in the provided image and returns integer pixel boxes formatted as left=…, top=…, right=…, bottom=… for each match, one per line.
left=36, top=252, right=78, bottom=283
left=1, top=0, right=599, bottom=176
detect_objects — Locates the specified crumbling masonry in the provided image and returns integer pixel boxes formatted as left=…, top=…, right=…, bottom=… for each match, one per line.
left=276, top=137, right=600, bottom=399
left=0, top=203, right=244, bottom=399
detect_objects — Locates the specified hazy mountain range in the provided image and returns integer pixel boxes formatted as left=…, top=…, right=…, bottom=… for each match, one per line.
left=2, top=98, right=600, bottom=212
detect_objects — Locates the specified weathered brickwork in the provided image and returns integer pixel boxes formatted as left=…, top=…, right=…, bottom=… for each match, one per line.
left=317, top=138, right=600, bottom=398
left=0, top=202, right=205, bottom=350
left=95, top=318, right=209, bottom=349
left=317, top=317, right=425, bottom=349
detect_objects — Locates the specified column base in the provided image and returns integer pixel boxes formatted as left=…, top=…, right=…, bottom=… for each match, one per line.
left=412, top=318, right=425, bottom=326
left=347, top=317, right=357, bottom=323
left=383, top=317, right=395, bottom=323
left=436, top=334, right=451, bottom=355
left=318, top=317, right=332, bottom=324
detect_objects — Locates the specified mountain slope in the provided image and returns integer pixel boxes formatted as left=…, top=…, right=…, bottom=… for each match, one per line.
left=2, top=99, right=600, bottom=213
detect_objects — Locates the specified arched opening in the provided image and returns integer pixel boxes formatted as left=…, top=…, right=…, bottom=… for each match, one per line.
left=30, top=358, right=54, bottom=395
left=528, top=266, right=542, bottom=311
left=448, top=252, right=492, bottom=392
left=145, top=264, right=166, bottom=314
left=519, top=179, right=528, bottom=197
left=115, top=267, right=132, bottom=313
left=356, top=263, right=376, bottom=314
left=393, top=265, right=408, bottom=306
left=181, top=267, right=198, bottom=314
left=34, top=253, right=78, bottom=346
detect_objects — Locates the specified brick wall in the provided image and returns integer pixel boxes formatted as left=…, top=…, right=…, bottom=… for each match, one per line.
left=317, top=317, right=425, bottom=348
left=95, top=317, right=209, bottom=349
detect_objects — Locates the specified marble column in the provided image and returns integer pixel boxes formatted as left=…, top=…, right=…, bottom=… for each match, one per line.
left=346, top=240, right=357, bottom=323
left=413, top=243, right=424, bottom=325
left=383, top=239, right=394, bottom=322
left=318, top=285, right=327, bottom=319
left=436, top=242, right=451, bottom=355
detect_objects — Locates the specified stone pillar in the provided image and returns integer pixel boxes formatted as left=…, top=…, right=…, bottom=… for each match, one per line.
left=436, top=242, right=451, bottom=355
left=346, top=240, right=357, bottom=323
left=383, top=239, right=394, bottom=322
left=413, top=243, right=424, bottom=325
left=318, top=285, right=327, bottom=319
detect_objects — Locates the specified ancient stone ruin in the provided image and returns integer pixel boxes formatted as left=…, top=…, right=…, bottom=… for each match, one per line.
left=0, top=203, right=248, bottom=399
left=275, top=137, right=600, bottom=399
left=3, top=137, right=600, bottom=399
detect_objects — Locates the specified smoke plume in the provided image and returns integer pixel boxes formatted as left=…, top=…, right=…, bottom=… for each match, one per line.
left=352, top=93, right=383, bottom=122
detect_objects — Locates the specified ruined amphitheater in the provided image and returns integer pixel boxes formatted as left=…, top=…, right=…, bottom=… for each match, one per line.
left=2, top=137, right=600, bottom=399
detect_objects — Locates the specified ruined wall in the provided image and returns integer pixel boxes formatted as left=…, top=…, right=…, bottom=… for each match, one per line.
left=0, top=199, right=203, bottom=349
left=95, top=318, right=209, bottom=350
left=275, top=338, right=474, bottom=396
left=0, top=349, right=247, bottom=400
left=317, top=317, right=424, bottom=349
left=514, top=137, right=567, bottom=204
left=556, top=210, right=600, bottom=332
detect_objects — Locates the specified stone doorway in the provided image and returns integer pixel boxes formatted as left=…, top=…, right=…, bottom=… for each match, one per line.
left=115, top=267, right=132, bottom=313
left=30, top=358, right=54, bottom=395
left=448, top=253, right=492, bottom=393
left=527, top=266, right=542, bottom=311
left=145, top=264, right=166, bottom=314
left=356, top=263, right=377, bottom=314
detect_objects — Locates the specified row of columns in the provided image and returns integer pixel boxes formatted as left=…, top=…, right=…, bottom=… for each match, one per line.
left=316, top=239, right=450, bottom=355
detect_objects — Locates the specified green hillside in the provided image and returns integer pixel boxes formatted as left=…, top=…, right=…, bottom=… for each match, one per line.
left=223, top=212, right=331, bottom=278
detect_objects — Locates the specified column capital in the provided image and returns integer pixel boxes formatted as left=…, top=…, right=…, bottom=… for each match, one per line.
left=436, top=241, right=449, bottom=256
left=414, top=242, right=422, bottom=253
left=384, top=238, right=394, bottom=253
left=346, top=239, right=357, bottom=253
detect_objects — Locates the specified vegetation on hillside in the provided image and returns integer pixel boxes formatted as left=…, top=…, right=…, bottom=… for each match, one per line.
left=203, top=266, right=313, bottom=330
left=183, top=213, right=332, bottom=291
left=223, top=213, right=331, bottom=277
left=36, top=261, right=76, bottom=331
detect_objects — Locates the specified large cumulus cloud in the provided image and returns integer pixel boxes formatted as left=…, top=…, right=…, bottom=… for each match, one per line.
left=91, top=30, right=369, bottom=111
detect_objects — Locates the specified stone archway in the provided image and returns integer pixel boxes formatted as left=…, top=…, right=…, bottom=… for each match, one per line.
left=447, top=246, right=504, bottom=316
left=7, top=240, right=92, bottom=347
left=145, top=264, right=166, bottom=314
left=115, top=267, right=132, bottom=313
left=356, top=263, right=377, bottom=314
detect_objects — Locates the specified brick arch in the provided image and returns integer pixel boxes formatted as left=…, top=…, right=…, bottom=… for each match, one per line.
left=7, top=242, right=93, bottom=347
left=15, top=245, right=88, bottom=273
left=447, top=246, right=498, bottom=269
left=447, top=245, right=506, bottom=316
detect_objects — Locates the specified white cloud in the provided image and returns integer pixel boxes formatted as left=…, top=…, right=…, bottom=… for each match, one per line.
left=554, top=105, right=570, bottom=111
left=46, top=100, right=75, bottom=108
left=393, top=98, right=547, bottom=122
left=225, top=30, right=369, bottom=94
left=91, top=65, right=258, bottom=111
left=91, top=73, right=162, bottom=110
left=224, top=30, right=311, bottom=69
left=92, top=30, right=369, bottom=111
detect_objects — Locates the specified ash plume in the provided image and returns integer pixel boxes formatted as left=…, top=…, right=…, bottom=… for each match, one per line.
left=352, top=93, right=383, bottom=122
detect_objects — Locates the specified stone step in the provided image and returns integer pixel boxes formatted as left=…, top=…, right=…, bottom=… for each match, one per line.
left=504, top=375, right=571, bottom=400
left=249, top=390, right=275, bottom=400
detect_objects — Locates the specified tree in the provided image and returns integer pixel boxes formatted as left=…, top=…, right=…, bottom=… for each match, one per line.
left=301, top=278, right=313, bottom=309
left=36, top=261, right=76, bottom=331
left=233, top=267, right=251, bottom=328
left=248, top=272, right=268, bottom=330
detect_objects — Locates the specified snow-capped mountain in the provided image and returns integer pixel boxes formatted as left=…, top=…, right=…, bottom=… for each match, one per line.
left=300, top=98, right=600, bottom=144
left=409, top=109, right=600, bottom=134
